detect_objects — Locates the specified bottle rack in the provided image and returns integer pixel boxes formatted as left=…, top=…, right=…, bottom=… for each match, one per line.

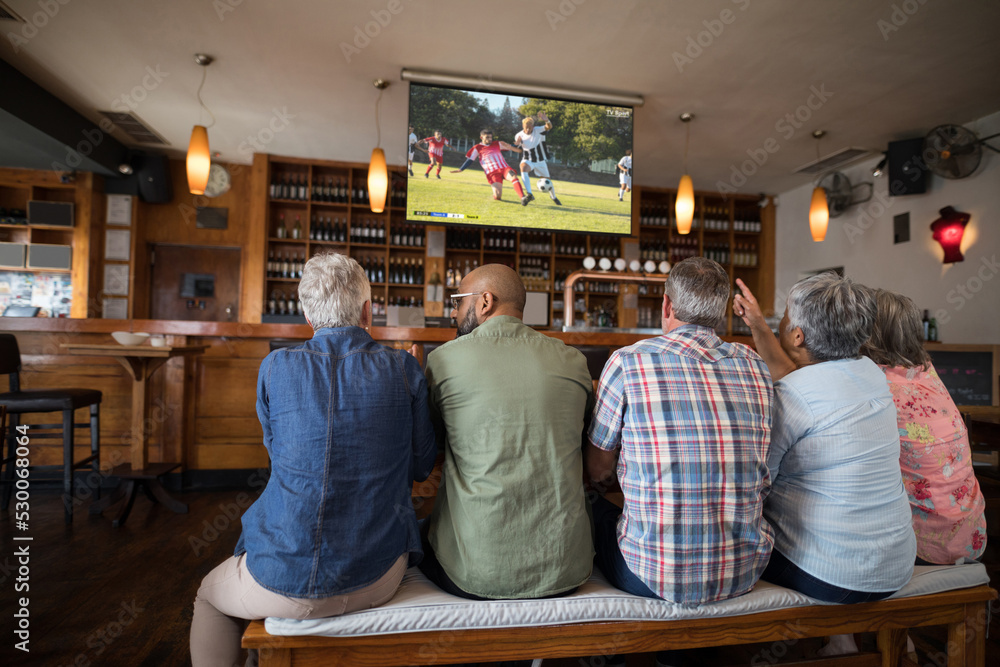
left=259, top=156, right=772, bottom=333
left=263, top=159, right=413, bottom=321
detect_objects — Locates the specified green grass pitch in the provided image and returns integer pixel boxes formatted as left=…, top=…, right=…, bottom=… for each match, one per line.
left=406, top=167, right=631, bottom=234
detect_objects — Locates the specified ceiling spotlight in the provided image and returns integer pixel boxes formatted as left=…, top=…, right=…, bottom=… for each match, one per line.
left=118, top=163, right=133, bottom=175
left=872, top=154, right=888, bottom=178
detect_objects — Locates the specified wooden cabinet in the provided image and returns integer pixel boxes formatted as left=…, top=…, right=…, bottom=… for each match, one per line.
left=251, top=155, right=774, bottom=334
left=0, top=169, right=101, bottom=317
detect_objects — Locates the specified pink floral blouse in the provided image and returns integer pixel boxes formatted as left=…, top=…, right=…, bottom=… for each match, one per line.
left=882, top=363, right=987, bottom=563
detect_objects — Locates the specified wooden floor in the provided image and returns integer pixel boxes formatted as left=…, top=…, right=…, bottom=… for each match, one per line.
left=2, top=473, right=1000, bottom=667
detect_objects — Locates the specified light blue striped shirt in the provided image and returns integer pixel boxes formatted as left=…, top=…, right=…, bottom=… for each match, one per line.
left=765, top=357, right=916, bottom=593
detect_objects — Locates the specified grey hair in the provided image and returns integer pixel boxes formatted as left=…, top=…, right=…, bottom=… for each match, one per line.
left=664, top=257, right=730, bottom=329
left=786, top=272, right=875, bottom=362
left=298, top=253, right=371, bottom=330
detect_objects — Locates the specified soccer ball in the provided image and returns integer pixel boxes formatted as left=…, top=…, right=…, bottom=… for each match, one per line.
left=536, top=178, right=553, bottom=192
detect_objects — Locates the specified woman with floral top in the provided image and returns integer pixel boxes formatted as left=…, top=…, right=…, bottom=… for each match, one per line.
left=861, top=289, right=986, bottom=564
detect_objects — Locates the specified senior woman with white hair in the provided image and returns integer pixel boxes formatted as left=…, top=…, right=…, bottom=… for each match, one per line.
left=190, top=253, right=437, bottom=667
left=734, top=273, right=915, bottom=620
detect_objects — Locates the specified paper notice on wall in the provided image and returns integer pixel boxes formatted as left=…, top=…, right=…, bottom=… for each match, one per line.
left=426, top=230, right=446, bottom=258
left=105, top=229, right=131, bottom=261
left=102, top=297, right=128, bottom=319
left=103, top=263, right=129, bottom=296
left=106, top=195, right=133, bottom=226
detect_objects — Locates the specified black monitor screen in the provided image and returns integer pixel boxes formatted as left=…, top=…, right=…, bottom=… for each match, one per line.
left=406, top=83, right=633, bottom=235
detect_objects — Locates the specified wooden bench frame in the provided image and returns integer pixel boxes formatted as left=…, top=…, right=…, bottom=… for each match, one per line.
left=243, top=584, right=996, bottom=667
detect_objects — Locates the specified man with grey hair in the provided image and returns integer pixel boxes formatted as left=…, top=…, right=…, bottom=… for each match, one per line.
left=587, top=257, right=774, bottom=607
left=734, top=273, right=915, bottom=655
left=191, top=253, right=436, bottom=667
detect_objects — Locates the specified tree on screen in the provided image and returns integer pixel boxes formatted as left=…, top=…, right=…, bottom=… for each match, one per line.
left=409, top=86, right=493, bottom=142
left=517, top=99, right=631, bottom=167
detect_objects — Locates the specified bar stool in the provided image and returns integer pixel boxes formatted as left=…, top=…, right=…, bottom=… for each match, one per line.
left=0, top=333, right=102, bottom=524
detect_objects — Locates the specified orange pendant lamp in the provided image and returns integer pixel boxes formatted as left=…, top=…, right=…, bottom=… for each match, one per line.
left=808, top=130, right=829, bottom=242
left=368, top=79, right=390, bottom=213
left=675, top=113, right=695, bottom=235
left=186, top=54, right=215, bottom=195
left=809, top=186, right=829, bottom=242
left=187, top=125, right=210, bottom=195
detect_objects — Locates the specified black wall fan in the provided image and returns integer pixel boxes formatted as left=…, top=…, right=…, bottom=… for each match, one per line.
left=923, top=124, right=1000, bottom=179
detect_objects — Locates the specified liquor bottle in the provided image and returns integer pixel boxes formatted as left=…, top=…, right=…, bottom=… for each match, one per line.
left=269, top=175, right=278, bottom=199
left=928, top=318, right=938, bottom=342
left=267, top=249, right=275, bottom=277
left=292, top=215, right=302, bottom=240
left=298, top=175, right=308, bottom=201
left=276, top=214, right=287, bottom=239
left=309, top=215, right=317, bottom=240
left=446, top=261, right=455, bottom=288
left=922, top=309, right=930, bottom=340
left=281, top=252, right=290, bottom=278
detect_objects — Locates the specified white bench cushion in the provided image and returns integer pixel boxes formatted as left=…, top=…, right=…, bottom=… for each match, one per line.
left=265, top=563, right=988, bottom=638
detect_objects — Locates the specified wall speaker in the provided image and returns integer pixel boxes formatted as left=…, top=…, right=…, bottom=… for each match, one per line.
left=0, top=242, right=27, bottom=268
left=27, top=244, right=72, bottom=270
left=134, top=153, right=173, bottom=203
left=28, top=200, right=74, bottom=227
left=887, top=138, right=928, bottom=196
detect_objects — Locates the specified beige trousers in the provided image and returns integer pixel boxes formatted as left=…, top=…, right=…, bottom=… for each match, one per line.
left=190, top=552, right=407, bottom=667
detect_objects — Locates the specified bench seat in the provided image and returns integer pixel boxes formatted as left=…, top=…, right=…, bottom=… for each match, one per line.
left=244, top=563, right=995, bottom=666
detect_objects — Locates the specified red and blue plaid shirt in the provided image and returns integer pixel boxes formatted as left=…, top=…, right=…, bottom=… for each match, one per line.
left=589, top=325, right=774, bottom=604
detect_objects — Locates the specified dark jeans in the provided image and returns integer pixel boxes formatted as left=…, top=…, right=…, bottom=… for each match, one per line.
left=761, top=549, right=896, bottom=604
left=591, top=495, right=661, bottom=599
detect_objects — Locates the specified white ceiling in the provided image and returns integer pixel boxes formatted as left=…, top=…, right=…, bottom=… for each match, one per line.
left=1, top=0, right=998, bottom=194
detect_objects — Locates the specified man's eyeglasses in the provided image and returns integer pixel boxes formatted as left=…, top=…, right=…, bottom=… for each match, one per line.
left=449, top=292, right=482, bottom=310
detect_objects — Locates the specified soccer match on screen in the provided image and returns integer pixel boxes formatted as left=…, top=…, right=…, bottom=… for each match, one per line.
left=406, top=84, right=634, bottom=236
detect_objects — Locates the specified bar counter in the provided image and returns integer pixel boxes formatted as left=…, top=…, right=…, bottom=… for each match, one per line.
left=4, top=318, right=743, bottom=474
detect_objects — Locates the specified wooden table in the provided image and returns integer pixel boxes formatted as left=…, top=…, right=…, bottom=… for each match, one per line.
left=61, top=343, right=207, bottom=526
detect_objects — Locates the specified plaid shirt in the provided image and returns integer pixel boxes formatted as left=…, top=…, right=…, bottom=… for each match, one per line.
left=589, top=325, right=774, bottom=604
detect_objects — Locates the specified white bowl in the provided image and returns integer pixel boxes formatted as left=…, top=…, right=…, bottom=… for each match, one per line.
left=111, top=331, right=150, bottom=346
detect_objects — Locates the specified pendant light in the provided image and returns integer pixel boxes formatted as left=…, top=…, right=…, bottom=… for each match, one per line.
left=808, top=130, right=829, bottom=242
left=186, top=54, right=215, bottom=195
left=675, top=113, right=695, bottom=235
left=368, top=79, right=389, bottom=214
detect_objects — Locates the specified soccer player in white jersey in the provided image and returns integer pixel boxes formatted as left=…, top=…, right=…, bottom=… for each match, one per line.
left=407, top=125, right=418, bottom=176
left=514, top=112, right=561, bottom=206
left=452, top=129, right=531, bottom=205
left=617, top=149, right=632, bottom=201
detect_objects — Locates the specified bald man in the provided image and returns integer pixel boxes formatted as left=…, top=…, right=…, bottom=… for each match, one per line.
left=421, top=264, right=595, bottom=601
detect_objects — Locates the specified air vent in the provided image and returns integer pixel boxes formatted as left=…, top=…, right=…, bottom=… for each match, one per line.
left=98, top=111, right=168, bottom=145
left=793, top=147, right=873, bottom=175
left=0, top=1, right=25, bottom=21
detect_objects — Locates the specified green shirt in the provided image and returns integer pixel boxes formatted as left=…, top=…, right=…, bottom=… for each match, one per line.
left=425, top=316, right=595, bottom=598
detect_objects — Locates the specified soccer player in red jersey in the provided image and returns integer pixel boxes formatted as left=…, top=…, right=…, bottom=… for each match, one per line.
left=418, top=130, right=451, bottom=179
left=452, top=129, right=531, bottom=206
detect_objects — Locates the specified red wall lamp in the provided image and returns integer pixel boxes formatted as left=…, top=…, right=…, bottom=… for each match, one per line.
left=930, top=206, right=970, bottom=263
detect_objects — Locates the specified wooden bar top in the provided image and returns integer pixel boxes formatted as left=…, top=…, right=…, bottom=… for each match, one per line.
left=0, top=317, right=739, bottom=347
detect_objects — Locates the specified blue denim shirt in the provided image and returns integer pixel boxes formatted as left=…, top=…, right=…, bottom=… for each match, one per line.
left=235, top=326, right=437, bottom=598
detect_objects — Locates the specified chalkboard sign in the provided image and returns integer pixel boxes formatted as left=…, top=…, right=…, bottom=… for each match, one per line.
left=928, top=349, right=995, bottom=407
